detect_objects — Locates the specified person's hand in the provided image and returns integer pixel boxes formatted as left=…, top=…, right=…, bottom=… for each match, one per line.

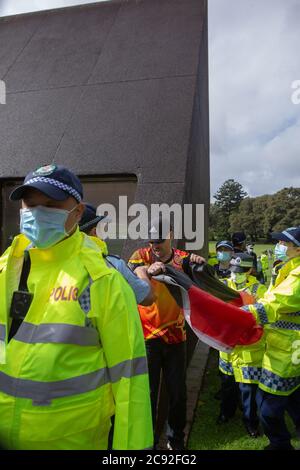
left=147, top=262, right=166, bottom=276
left=190, top=253, right=206, bottom=264
left=134, top=266, right=150, bottom=279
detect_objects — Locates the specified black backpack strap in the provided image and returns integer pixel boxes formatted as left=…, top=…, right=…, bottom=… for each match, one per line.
left=18, top=250, right=31, bottom=292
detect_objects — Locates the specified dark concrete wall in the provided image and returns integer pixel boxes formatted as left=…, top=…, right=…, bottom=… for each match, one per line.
left=0, top=0, right=209, bottom=257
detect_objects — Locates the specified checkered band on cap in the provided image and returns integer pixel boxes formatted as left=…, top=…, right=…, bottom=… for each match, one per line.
left=25, top=177, right=82, bottom=202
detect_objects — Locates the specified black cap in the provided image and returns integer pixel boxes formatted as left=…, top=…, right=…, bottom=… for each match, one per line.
left=79, top=203, right=106, bottom=232
left=10, top=164, right=83, bottom=203
left=216, top=240, right=234, bottom=251
left=148, top=216, right=173, bottom=242
left=271, top=227, right=300, bottom=247
left=232, top=231, right=246, bottom=245
left=230, top=253, right=254, bottom=273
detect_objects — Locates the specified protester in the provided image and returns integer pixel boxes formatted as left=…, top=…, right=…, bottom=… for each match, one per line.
left=128, top=215, right=205, bottom=450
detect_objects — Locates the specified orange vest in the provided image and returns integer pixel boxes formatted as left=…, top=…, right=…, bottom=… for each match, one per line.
left=129, top=247, right=189, bottom=344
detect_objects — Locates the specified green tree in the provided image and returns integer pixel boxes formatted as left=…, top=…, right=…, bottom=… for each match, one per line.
left=263, top=188, right=300, bottom=236
left=229, top=197, right=256, bottom=240
left=213, top=179, right=248, bottom=238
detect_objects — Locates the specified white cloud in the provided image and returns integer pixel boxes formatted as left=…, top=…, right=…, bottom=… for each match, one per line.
left=209, top=0, right=300, bottom=198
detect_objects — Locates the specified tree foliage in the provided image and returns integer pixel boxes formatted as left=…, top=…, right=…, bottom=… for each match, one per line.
left=210, top=184, right=300, bottom=242
left=211, top=179, right=248, bottom=238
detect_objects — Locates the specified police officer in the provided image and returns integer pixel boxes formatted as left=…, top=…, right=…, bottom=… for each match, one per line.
left=212, top=241, right=239, bottom=423
left=79, top=203, right=154, bottom=306
left=225, top=253, right=267, bottom=437
left=214, top=240, right=234, bottom=279
left=245, top=227, right=300, bottom=450
left=260, top=251, right=269, bottom=284
left=232, top=232, right=247, bottom=254
left=0, top=164, right=153, bottom=450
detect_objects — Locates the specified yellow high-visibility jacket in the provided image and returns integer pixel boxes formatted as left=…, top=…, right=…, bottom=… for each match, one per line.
left=208, top=252, right=218, bottom=267
left=217, top=274, right=235, bottom=377
left=0, top=229, right=153, bottom=450
left=260, top=254, right=269, bottom=273
left=244, top=256, right=300, bottom=395
left=221, top=276, right=267, bottom=383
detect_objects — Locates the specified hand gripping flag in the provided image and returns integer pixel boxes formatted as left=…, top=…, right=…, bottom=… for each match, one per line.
left=153, top=264, right=263, bottom=353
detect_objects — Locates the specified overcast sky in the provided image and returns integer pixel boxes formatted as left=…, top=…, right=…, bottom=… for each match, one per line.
left=208, top=0, right=300, bottom=198
left=0, top=0, right=299, bottom=198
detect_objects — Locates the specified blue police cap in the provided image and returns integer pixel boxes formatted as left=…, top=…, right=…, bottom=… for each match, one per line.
left=216, top=240, right=234, bottom=251
left=79, top=203, right=106, bottom=232
left=10, top=164, right=83, bottom=203
left=272, top=227, right=300, bottom=247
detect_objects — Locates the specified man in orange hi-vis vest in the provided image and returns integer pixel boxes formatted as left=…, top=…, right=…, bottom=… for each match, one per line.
left=128, top=216, right=205, bottom=450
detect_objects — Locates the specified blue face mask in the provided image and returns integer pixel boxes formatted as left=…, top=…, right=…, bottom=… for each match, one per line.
left=274, top=243, right=288, bottom=261
left=20, top=205, right=77, bottom=249
left=217, top=251, right=232, bottom=263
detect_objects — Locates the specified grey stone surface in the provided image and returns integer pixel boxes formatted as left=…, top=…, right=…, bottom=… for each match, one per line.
left=0, top=0, right=209, bottom=257
left=185, top=342, right=210, bottom=447
left=4, top=3, right=119, bottom=92
left=55, top=76, right=196, bottom=183
left=89, top=0, right=205, bottom=84
left=0, top=15, right=42, bottom=79
left=0, top=87, right=81, bottom=176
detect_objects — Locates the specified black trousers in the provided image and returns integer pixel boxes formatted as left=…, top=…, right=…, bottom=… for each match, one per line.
left=257, top=387, right=300, bottom=449
left=239, top=383, right=259, bottom=427
left=145, top=338, right=187, bottom=446
left=219, top=372, right=239, bottom=418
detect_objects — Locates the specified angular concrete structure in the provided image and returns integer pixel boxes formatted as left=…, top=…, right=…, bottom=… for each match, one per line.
left=0, top=0, right=209, bottom=256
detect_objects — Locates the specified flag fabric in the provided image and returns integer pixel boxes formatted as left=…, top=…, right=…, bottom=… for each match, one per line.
left=153, top=264, right=263, bottom=353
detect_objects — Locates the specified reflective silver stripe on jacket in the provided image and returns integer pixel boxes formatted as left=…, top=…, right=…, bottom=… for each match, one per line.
left=108, top=357, right=148, bottom=382
left=13, top=322, right=100, bottom=346
left=0, top=324, right=6, bottom=342
left=0, top=356, right=148, bottom=403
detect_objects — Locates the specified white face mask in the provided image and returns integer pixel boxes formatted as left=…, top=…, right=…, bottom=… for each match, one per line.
left=231, top=272, right=247, bottom=284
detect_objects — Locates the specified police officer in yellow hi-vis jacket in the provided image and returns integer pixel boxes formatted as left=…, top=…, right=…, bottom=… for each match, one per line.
left=244, top=227, right=300, bottom=450
left=222, top=253, right=267, bottom=437
left=0, top=164, right=153, bottom=450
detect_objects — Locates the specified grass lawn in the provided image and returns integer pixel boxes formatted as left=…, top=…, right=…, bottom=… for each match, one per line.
left=188, top=350, right=299, bottom=450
